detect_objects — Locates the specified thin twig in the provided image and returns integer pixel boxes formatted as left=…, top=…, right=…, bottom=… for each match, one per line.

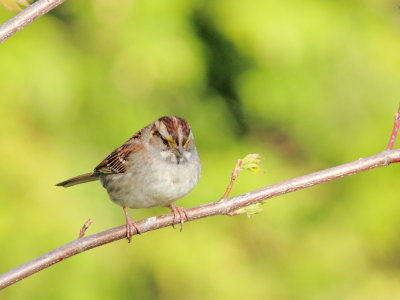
left=0, top=0, right=67, bottom=43
left=78, top=219, right=93, bottom=238
left=220, top=154, right=262, bottom=201
left=0, top=149, right=400, bottom=289
left=387, top=105, right=400, bottom=150
left=220, top=159, right=243, bottom=200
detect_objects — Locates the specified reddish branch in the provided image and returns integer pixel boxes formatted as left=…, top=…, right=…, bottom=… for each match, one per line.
left=0, top=149, right=399, bottom=289
left=387, top=105, right=400, bottom=151
left=220, top=159, right=243, bottom=200
left=0, top=0, right=66, bottom=42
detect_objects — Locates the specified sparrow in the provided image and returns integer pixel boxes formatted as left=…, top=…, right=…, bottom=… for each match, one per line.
left=56, top=116, right=201, bottom=242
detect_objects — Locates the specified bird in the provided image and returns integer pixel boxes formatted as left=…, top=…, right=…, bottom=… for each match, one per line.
left=56, top=116, right=201, bottom=242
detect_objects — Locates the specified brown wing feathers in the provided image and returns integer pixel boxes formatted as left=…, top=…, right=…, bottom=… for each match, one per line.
left=94, top=144, right=133, bottom=174
left=94, top=131, right=143, bottom=174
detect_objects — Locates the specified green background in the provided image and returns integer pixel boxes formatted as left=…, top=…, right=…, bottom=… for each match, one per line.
left=1, top=0, right=400, bottom=299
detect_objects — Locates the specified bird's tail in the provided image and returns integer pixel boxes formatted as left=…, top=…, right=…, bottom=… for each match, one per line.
left=56, top=172, right=99, bottom=187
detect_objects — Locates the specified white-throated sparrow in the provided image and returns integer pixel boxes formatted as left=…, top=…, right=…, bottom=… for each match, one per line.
left=57, top=116, right=201, bottom=242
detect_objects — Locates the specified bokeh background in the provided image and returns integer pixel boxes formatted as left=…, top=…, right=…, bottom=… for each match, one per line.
left=1, top=0, right=400, bottom=299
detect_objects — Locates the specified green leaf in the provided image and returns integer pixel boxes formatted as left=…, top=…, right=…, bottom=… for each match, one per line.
left=241, top=153, right=263, bottom=174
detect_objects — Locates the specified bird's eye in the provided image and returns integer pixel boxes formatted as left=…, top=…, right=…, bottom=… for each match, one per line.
left=161, top=138, right=169, bottom=146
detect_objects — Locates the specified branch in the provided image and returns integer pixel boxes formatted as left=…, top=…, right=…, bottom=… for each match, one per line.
left=0, top=149, right=399, bottom=289
left=0, top=0, right=66, bottom=43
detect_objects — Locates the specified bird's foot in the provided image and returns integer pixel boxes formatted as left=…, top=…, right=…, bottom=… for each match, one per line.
left=123, top=207, right=141, bottom=243
left=166, top=205, right=188, bottom=232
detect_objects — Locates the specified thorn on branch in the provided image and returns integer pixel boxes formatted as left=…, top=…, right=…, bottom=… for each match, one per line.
left=78, top=219, right=93, bottom=238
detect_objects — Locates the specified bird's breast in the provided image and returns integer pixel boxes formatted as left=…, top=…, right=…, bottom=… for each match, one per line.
left=101, top=156, right=201, bottom=209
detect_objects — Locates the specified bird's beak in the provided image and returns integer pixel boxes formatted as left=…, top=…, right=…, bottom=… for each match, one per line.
left=174, top=145, right=185, bottom=159
left=178, top=145, right=185, bottom=157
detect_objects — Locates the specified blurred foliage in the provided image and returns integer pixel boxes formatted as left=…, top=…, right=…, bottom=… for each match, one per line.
left=1, top=0, right=400, bottom=299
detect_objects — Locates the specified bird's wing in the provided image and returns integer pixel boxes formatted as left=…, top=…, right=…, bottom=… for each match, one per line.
left=94, top=142, right=143, bottom=174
